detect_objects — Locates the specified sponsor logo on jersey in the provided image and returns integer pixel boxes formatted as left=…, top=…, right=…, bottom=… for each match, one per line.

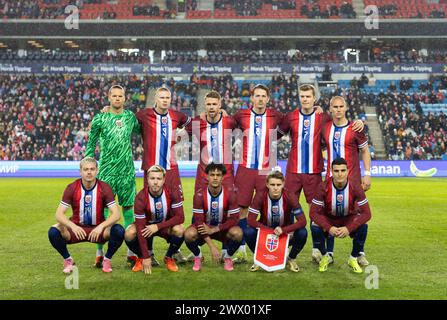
left=211, top=128, right=218, bottom=136
left=115, top=120, right=123, bottom=127
left=255, top=116, right=262, bottom=124
left=255, top=127, right=261, bottom=136
left=85, top=195, right=92, bottom=203
left=336, top=194, right=344, bottom=202
left=334, top=131, right=341, bottom=140
left=304, top=119, right=310, bottom=128
left=156, top=202, right=163, bottom=210
left=265, top=234, right=279, bottom=252
left=161, top=117, right=168, bottom=125
left=272, top=205, right=279, bottom=214
left=211, top=201, right=219, bottom=209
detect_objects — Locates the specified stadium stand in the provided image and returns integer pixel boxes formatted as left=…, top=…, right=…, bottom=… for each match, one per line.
left=0, top=0, right=445, bottom=19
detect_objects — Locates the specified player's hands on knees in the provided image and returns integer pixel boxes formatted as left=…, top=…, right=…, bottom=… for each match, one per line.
left=101, top=105, right=111, bottom=113
left=198, top=223, right=214, bottom=236
left=336, top=227, right=350, bottom=238
left=142, top=258, right=152, bottom=275
left=329, top=227, right=338, bottom=237
left=273, top=227, right=283, bottom=236
left=210, top=246, right=221, bottom=264
left=352, top=119, right=364, bottom=132
left=88, top=225, right=104, bottom=242
left=71, top=225, right=87, bottom=240
left=142, top=224, right=158, bottom=238
left=362, top=176, right=371, bottom=191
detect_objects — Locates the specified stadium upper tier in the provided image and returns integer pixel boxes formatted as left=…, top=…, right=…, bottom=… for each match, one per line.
left=1, top=73, right=446, bottom=161
left=0, top=0, right=445, bottom=20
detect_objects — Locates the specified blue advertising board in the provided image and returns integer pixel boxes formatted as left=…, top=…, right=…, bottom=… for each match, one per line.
left=0, top=160, right=445, bottom=178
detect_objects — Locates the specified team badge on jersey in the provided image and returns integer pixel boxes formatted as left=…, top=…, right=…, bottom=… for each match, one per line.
left=265, top=234, right=279, bottom=252
left=304, top=119, right=310, bottom=128
left=255, top=116, right=262, bottom=124
left=334, top=131, right=341, bottom=140
left=85, top=195, right=92, bottom=203
left=211, top=201, right=219, bottom=209
left=211, top=128, right=218, bottom=136
left=115, top=120, right=123, bottom=127
left=156, top=202, right=163, bottom=210
left=272, top=205, right=279, bottom=214
left=161, top=117, right=168, bottom=125
left=337, top=194, right=344, bottom=202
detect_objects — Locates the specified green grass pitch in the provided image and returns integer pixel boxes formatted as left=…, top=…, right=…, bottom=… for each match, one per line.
left=0, top=177, right=446, bottom=300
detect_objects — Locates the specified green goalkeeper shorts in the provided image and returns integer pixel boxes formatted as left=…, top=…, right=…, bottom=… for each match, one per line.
left=99, top=174, right=136, bottom=207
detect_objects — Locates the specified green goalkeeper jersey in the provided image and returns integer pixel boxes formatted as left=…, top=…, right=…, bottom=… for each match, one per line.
left=85, top=110, right=141, bottom=178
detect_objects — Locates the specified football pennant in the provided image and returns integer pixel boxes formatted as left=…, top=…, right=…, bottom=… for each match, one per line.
left=254, top=228, right=290, bottom=272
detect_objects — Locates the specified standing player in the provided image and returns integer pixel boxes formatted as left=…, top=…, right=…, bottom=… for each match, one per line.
left=85, top=84, right=140, bottom=267
left=48, top=157, right=125, bottom=274
left=245, top=171, right=307, bottom=272
left=278, top=84, right=363, bottom=262
left=232, top=84, right=284, bottom=262
left=309, top=158, right=371, bottom=273
left=135, top=86, right=191, bottom=265
left=124, top=165, right=185, bottom=274
left=136, top=86, right=191, bottom=194
left=184, top=163, right=242, bottom=272
left=186, top=91, right=236, bottom=193
left=319, top=95, right=372, bottom=265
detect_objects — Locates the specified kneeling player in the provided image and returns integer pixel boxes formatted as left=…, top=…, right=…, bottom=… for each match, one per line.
left=245, top=171, right=308, bottom=272
left=185, top=163, right=242, bottom=272
left=48, top=157, right=125, bottom=274
left=125, top=165, right=185, bottom=274
left=310, top=158, right=371, bottom=274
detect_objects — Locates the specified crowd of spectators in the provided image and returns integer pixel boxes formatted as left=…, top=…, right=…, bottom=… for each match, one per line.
left=301, top=1, right=356, bottom=19
left=1, top=72, right=446, bottom=161
left=0, top=74, right=156, bottom=161
left=375, top=90, right=447, bottom=160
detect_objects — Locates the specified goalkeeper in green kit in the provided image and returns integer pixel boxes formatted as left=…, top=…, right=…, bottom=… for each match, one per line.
left=85, top=85, right=141, bottom=267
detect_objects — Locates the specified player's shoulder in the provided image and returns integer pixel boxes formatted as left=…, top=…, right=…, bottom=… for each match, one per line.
left=65, top=179, right=81, bottom=191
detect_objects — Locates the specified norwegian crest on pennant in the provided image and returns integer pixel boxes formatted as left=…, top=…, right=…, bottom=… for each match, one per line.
left=265, top=234, right=279, bottom=252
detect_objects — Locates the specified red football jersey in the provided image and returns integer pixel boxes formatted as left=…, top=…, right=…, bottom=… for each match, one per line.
left=192, top=186, right=240, bottom=232
left=136, top=108, right=191, bottom=171
left=310, top=177, right=371, bottom=232
left=186, top=114, right=236, bottom=173
left=133, top=186, right=185, bottom=259
left=248, top=189, right=306, bottom=234
left=233, top=108, right=283, bottom=170
left=60, top=179, right=116, bottom=226
left=322, top=121, right=368, bottom=183
left=278, top=109, right=331, bottom=174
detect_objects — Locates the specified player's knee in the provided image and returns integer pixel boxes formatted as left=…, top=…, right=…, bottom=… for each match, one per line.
left=184, top=226, right=198, bottom=242
left=310, top=224, right=323, bottom=234
left=111, top=224, right=125, bottom=239
left=293, top=228, right=308, bottom=243
left=228, top=226, right=243, bottom=242
left=125, top=224, right=137, bottom=241
left=171, top=224, right=185, bottom=237
left=243, top=226, right=256, bottom=240
left=48, top=226, right=61, bottom=240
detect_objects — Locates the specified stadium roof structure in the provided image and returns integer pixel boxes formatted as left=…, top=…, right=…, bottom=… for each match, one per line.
left=1, top=19, right=447, bottom=40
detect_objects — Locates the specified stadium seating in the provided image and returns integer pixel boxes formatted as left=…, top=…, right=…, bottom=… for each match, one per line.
left=364, top=0, right=447, bottom=18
